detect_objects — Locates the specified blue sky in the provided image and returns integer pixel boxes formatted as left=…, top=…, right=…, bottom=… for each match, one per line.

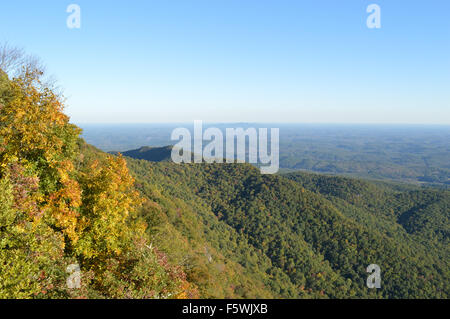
left=0, top=0, right=449, bottom=124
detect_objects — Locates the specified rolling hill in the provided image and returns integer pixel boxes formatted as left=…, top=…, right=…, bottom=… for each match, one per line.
left=120, top=147, right=449, bottom=298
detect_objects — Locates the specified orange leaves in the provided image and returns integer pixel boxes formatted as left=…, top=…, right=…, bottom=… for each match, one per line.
left=0, top=69, right=83, bottom=242
left=45, top=162, right=82, bottom=243
left=75, top=155, right=144, bottom=260
left=174, top=280, right=199, bottom=299
left=4, top=163, right=41, bottom=220
left=1, top=61, right=196, bottom=299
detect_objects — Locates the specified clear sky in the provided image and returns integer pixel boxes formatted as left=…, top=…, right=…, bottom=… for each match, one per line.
left=0, top=0, right=449, bottom=124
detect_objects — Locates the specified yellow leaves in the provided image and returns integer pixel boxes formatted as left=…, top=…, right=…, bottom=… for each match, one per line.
left=0, top=70, right=84, bottom=245
left=75, top=154, right=144, bottom=262
left=42, top=157, right=82, bottom=243
left=1, top=65, right=191, bottom=299
left=0, top=72, right=78, bottom=166
left=14, top=108, right=26, bottom=119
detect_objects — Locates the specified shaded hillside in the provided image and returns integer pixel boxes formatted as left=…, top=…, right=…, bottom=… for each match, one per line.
left=123, top=154, right=449, bottom=298
left=285, top=171, right=450, bottom=248
left=119, top=146, right=174, bottom=162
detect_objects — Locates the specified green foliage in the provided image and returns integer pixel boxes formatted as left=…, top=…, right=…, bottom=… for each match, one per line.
left=0, top=172, right=67, bottom=299
left=1, top=52, right=448, bottom=299
left=124, top=157, right=449, bottom=299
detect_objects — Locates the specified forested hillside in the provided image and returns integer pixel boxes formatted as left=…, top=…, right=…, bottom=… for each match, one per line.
left=0, top=52, right=448, bottom=299
left=0, top=60, right=196, bottom=298
left=124, top=155, right=449, bottom=298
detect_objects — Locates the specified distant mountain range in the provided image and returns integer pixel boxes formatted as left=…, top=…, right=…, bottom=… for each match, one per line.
left=112, top=145, right=174, bottom=162
left=83, top=124, right=450, bottom=187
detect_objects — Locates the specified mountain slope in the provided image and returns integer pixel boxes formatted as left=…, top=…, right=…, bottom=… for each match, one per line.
left=0, top=66, right=196, bottom=299
left=119, top=146, right=174, bottom=162
left=285, top=171, right=449, bottom=251
left=122, top=154, right=449, bottom=298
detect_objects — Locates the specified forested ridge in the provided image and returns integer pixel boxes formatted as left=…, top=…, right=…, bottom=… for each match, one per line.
left=0, top=50, right=448, bottom=299
left=125, top=159, right=449, bottom=298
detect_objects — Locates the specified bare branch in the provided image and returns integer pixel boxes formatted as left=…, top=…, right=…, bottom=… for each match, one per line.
left=0, top=42, right=25, bottom=73
left=0, top=43, right=61, bottom=94
left=0, top=42, right=46, bottom=79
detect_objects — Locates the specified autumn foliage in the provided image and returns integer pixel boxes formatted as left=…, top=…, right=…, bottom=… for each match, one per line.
left=0, top=53, right=196, bottom=298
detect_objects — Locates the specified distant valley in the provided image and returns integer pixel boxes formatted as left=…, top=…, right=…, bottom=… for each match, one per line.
left=81, top=123, right=450, bottom=187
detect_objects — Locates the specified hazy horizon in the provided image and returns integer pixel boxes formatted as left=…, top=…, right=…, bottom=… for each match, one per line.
left=1, top=0, right=449, bottom=124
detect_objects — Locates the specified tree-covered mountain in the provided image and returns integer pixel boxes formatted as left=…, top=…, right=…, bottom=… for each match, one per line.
left=122, top=151, right=449, bottom=298
left=116, top=146, right=174, bottom=162
left=0, top=48, right=448, bottom=299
